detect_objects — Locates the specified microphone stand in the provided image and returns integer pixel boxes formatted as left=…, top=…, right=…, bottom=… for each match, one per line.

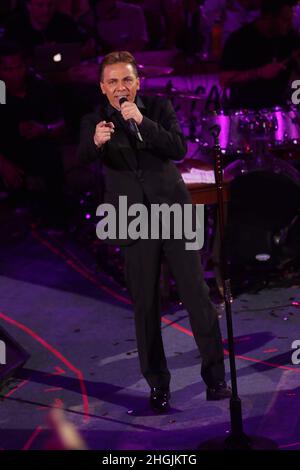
left=198, top=123, right=278, bottom=450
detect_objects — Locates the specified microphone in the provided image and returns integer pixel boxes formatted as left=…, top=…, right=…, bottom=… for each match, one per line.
left=119, top=96, right=143, bottom=142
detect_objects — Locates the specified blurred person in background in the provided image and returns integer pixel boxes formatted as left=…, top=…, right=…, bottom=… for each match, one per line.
left=92, top=0, right=149, bottom=52
left=0, top=1, right=18, bottom=30
left=4, top=0, right=95, bottom=58
left=56, top=0, right=90, bottom=20
left=219, top=0, right=300, bottom=109
left=201, top=0, right=261, bottom=50
left=179, top=0, right=205, bottom=56
left=0, top=40, right=66, bottom=230
left=139, top=0, right=167, bottom=49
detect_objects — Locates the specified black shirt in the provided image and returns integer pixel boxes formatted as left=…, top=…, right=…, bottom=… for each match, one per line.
left=0, top=74, right=63, bottom=160
left=4, top=10, right=84, bottom=54
left=105, top=96, right=147, bottom=164
left=220, top=21, right=300, bottom=109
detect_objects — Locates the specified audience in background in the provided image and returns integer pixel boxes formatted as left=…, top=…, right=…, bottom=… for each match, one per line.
left=201, top=0, right=261, bottom=49
left=292, top=1, right=300, bottom=31
left=0, top=1, right=18, bottom=29
left=92, top=0, right=148, bottom=52
left=160, top=0, right=186, bottom=50
left=140, top=0, right=167, bottom=49
left=1, top=0, right=300, bottom=232
left=220, top=0, right=300, bottom=109
left=4, top=0, right=95, bottom=58
left=0, top=0, right=268, bottom=57
left=178, top=0, right=205, bottom=56
left=2, top=0, right=299, bottom=58
left=56, top=0, right=90, bottom=20
left=0, top=41, right=66, bottom=230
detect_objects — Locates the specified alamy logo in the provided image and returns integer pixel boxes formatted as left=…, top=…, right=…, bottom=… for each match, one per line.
left=0, top=80, right=6, bottom=104
left=96, top=196, right=205, bottom=250
left=0, top=340, right=6, bottom=365
left=291, top=340, right=300, bottom=365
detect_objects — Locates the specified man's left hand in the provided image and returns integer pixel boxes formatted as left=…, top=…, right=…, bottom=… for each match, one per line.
left=120, top=102, right=143, bottom=125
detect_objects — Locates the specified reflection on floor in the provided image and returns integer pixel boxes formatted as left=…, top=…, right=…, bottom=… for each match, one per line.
left=0, top=210, right=299, bottom=451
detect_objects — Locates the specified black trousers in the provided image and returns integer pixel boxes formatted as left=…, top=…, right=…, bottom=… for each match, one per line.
left=122, top=234, right=225, bottom=390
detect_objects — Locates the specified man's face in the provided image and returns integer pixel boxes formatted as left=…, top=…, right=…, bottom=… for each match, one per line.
left=0, top=55, right=26, bottom=90
left=100, top=62, right=140, bottom=110
left=28, top=0, right=56, bottom=28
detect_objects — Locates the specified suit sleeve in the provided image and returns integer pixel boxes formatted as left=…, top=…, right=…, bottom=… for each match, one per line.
left=77, top=114, right=105, bottom=165
left=138, top=99, right=187, bottom=161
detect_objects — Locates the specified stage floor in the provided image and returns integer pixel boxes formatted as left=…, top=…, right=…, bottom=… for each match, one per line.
left=0, top=216, right=299, bottom=451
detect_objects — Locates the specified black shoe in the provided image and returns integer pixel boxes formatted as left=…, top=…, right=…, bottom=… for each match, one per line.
left=206, top=381, right=232, bottom=401
left=150, top=387, right=170, bottom=413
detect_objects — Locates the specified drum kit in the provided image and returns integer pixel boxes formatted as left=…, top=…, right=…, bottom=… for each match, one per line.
left=143, top=70, right=300, bottom=178
left=143, top=73, right=300, bottom=281
left=198, top=105, right=300, bottom=158
left=139, top=63, right=300, bottom=161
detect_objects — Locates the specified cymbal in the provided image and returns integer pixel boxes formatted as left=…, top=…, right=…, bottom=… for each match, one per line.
left=143, top=88, right=205, bottom=100
left=137, top=64, right=173, bottom=77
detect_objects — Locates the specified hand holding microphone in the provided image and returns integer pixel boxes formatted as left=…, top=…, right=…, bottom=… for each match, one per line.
left=119, top=97, right=143, bottom=142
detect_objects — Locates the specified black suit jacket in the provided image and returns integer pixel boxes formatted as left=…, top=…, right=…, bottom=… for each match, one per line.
left=78, top=95, right=192, bottom=245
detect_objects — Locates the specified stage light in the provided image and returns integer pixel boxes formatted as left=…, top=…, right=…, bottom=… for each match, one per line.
left=255, top=254, right=271, bottom=262
left=53, top=53, right=62, bottom=63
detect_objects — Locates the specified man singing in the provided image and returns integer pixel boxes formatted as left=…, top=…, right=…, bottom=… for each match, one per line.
left=78, top=51, right=231, bottom=412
